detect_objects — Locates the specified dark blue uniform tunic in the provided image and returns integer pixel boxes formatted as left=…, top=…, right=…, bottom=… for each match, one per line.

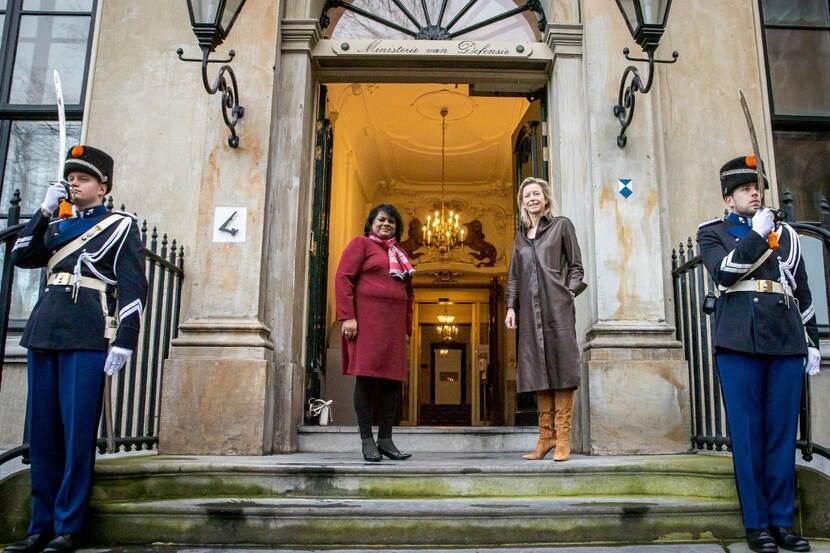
left=12, top=205, right=147, bottom=535
left=697, top=212, right=817, bottom=530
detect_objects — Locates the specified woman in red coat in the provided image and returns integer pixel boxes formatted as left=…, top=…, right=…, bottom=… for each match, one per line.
left=335, top=204, right=415, bottom=462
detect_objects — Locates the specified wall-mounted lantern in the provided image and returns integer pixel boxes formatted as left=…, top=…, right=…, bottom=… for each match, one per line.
left=612, top=0, right=678, bottom=148
left=177, top=0, right=247, bottom=148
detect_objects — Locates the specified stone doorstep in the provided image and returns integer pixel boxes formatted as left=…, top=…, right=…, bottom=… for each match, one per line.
left=92, top=452, right=740, bottom=477
left=299, top=426, right=545, bottom=453
left=299, top=426, right=539, bottom=433
left=87, top=495, right=745, bottom=546
left=60, top=545, right=830, bottom=553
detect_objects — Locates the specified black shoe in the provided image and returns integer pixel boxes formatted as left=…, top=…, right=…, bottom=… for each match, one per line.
left=361, top=437, right=381, bottom=462
left=770, top=527, right=810, bottom=552
left=377, top=438, right=412, bottom=460
left=746, top=529, right=779, bottom=553
left=42, top=535, right=80, bottom=553
left=3, top=533, right=54, bottom=553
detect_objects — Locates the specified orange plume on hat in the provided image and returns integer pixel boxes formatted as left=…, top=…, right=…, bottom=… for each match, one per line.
left=745, top=155, right=757, bottom=169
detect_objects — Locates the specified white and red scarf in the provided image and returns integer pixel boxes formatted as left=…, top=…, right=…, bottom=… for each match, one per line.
left=368, top=233, right=415, bottom=280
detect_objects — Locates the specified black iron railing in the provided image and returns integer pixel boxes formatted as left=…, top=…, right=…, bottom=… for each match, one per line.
left=0, top=191, right=184, bottom=466
left=672, top=192, right=830, bottom=462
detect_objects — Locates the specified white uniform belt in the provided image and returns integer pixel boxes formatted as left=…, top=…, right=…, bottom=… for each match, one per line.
left=725, top=279, right=793, bottom=296
left=47, top=272, right=108, bottom=292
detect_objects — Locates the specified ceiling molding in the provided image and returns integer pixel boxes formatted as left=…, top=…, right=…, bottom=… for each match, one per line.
left=328, top=82, right=530, bottom=200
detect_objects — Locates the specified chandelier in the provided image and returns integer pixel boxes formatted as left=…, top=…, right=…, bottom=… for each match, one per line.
left=436, top=309, right=459, bottom=342
left=422, top=108, right=465, bottom=254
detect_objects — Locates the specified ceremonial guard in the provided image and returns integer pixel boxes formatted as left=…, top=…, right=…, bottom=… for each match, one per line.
left=4, top=146, right=147, bottom=553
left=697, top=155, right=819, bottom=553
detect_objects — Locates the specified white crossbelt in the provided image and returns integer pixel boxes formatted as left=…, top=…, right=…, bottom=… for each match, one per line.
left=725, top=279, right=793, bottom=297
left=47, top=271, right=107, bottom=292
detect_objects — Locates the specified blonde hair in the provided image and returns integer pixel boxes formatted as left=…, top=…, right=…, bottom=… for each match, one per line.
left=517, top=177, right=559, bottom=228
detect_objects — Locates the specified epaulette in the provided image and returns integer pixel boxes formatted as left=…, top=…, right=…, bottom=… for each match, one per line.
left=697, top=218, right=722, bottom=230
left=113, top=210, right=138, bottom=221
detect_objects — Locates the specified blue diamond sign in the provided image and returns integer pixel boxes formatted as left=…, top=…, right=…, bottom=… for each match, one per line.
left=618, top=178, right=632, bottom=199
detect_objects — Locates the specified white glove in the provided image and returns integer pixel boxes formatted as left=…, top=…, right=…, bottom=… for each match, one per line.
left=751, top=208, right=775, bottom=238
left=40, top=182, right=68, bottom=215
left=103, top=346, right=133, bottom=375
left=806, top=347, right=821, bottom=376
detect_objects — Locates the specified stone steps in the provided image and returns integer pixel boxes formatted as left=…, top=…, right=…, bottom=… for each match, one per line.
left=297, top=426, right=539, bottom=453
left=87, top=495, right=743, bottom=546
left=0, top=452, right=771, bottom=547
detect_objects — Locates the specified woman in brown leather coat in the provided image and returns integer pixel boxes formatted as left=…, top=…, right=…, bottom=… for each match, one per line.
left=505, top=177, right=587, bottom=461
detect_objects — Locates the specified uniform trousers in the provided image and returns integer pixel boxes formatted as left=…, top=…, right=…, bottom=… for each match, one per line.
left=26, top=349, right=106, bottom=535
left=715, top=350, right=804, bottom=529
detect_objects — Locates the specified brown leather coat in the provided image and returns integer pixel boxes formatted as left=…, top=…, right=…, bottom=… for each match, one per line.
left=506, top=215, right=587, bottom=392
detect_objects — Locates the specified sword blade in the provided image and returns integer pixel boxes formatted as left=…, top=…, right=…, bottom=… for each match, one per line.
left=104, top=374, right=115, bottom=453
left=739, top=89, right=765, bottom=204
left=53, top=70, right=66, bottom=185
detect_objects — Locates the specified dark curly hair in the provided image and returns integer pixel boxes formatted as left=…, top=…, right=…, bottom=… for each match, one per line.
left=364, top=204, right=404, bottom=242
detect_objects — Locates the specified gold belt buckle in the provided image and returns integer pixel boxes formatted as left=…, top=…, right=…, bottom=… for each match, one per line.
left=756, top=280, right=772, bottom=293
left=53, top=273, right=71, bottom=286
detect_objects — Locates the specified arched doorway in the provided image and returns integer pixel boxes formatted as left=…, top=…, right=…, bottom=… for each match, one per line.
left=302, top=0, right=554, bottom=430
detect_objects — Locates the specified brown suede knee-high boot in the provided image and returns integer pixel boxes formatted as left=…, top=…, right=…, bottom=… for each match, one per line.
left=522, top=390, right=556, bottom=460
left=553, top=388, right=575, bottom=462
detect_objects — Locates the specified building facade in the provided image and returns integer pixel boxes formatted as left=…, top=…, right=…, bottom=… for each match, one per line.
left=1, top=0, right=828, bottom=457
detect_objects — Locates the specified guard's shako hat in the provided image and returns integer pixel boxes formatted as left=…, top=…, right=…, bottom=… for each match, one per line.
left=64, top=145, right=114, bottom=192
left=720, top=155, right=769, bottom=197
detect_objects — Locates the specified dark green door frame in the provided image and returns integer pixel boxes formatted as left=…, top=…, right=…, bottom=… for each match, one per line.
left=304, top=85, right=334, bottom=418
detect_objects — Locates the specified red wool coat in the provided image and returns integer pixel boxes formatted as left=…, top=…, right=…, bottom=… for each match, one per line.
left=335, top=236, right=414, bottom=381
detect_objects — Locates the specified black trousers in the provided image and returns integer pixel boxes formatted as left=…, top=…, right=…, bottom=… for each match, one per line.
left=353, top=376, right=401, bottom=440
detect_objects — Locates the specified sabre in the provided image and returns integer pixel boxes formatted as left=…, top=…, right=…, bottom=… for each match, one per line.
left=103, top=373, right=115, bottom=453
left=53, top=71, right=73, bottom=219
left=739, top=88, right=781, bottom=249
left=56, top=70, right=115, bottom=451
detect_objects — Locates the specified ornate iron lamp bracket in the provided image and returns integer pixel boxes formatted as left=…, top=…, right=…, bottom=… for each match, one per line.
left=613, top=47, right=678, bottom=148
left=177, top=47, right=245, bottom=148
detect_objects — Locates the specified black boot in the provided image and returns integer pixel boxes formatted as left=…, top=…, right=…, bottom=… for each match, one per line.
left=42, top=535, right=80, bottom=553
left=3, top=533, right=54, bottom=553
left=746, top=529, right=779, bottom=553
left=361, top=437, right=381, bottom=462
left=770, top=527, right=810, bottom=552
left=377, top=437, right=412, bottom=460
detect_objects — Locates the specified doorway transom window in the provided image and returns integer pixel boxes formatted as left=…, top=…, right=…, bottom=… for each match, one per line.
left=322, top=0, right=545, bottom=41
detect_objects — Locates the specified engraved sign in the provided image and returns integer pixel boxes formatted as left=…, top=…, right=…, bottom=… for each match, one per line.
left=213, top=207, right=247, bottom=243
left=324, top=39, right=534, bottom=59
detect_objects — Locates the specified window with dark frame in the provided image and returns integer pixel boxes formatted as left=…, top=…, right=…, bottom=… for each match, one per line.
left=0, top=0, right=96, bottom=327
left=759, top=0, right=830, bottom=336
left=759, top=0, right=830, bottom=222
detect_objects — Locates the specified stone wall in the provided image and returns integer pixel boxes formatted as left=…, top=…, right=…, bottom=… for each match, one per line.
left=658, top=0, right=775, bottom=248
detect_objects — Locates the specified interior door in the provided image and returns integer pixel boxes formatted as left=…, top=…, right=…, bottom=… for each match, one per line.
left=304, top=85, right=334, bottom=415
left=512, top=89, right=549, bottom=426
